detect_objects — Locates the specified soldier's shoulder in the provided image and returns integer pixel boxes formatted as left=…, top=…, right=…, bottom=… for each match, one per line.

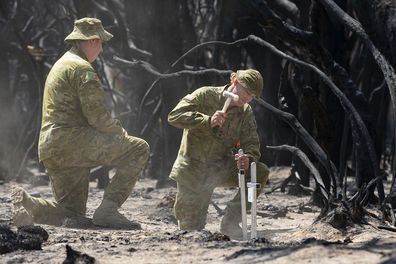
left=51, top=53, right=96, bottom=84
left=60, top=52, right=93, bottom=72
left=194, top=86, right=223, bottom=96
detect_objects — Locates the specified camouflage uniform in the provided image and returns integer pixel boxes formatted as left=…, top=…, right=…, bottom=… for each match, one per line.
left=168, top=85, right=269, bottom=230
left=33, top=19, right=149, bottom=225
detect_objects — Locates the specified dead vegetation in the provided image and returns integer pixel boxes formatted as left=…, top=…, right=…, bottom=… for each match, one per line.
left=1, top=0, right=396, bottom=262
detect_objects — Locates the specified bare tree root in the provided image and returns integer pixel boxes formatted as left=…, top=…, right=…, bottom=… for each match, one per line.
left=267, top=144, right=383, bottom=229
left=318, top=195, right=366, bottom=229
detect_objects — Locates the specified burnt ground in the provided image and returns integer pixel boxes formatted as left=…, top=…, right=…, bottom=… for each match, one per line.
left=0, top=167, right=395, bottom=264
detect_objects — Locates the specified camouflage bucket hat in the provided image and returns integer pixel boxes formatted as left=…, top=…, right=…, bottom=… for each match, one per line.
left=235, top=69, right=263, bottom=97
left=64, top=17, right=113, bottom=43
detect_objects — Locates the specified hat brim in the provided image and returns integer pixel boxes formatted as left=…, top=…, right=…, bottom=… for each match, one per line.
left=64, top=29, right=113, bottom=43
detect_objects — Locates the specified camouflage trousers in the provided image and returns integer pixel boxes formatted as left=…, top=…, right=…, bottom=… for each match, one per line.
left=33, top=130, right=149, bottom=225
left=173, top=161, right=269, bottom=230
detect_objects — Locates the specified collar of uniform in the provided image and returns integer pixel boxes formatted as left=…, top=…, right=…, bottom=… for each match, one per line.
left=69, top=46, right=89, bottom=62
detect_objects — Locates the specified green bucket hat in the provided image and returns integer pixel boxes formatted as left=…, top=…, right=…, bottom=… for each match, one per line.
left=64, top=17, right=113, bottom=43
left=235, top=69, right=263, bottom=97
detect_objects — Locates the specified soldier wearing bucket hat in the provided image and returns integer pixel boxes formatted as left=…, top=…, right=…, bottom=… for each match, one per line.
left=12, top=17, right=150, bottom=230
left=64, top=17, right=113, bottom=43
left=168, top=69, right=270, bottom=239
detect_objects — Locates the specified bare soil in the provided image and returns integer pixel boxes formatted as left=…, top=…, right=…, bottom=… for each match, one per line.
left=1, top=167, right=395, bottom=263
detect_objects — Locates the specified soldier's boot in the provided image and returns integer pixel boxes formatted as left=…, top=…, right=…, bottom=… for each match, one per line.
left=93, top=199, right=141, bottom=230
left=220, top=209, right=243, bottom=240
left=11, top=186, right=35, bottom=227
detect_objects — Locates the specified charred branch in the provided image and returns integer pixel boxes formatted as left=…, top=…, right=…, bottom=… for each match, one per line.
left=267, top=144, right=329, bottom=203
left=249, top=0, right=382, bottom=199
left=114, top=56, right=232, bottom=79
left=256, top=97, right=337, bottom=196
left=250, top=1, right=388, bottom=187
left=318, top=0, right=396, bottom=174
left=248, top=34, right=385, bottom=201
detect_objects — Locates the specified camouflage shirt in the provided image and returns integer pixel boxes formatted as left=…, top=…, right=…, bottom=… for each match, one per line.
left=38, top=47, right=123, bottom=161
left=168, top=86, right=261, bottom=182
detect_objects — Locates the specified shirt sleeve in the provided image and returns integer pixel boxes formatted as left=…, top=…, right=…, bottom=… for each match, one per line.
left=168, top=90, right=212, bottom=130
left=240, top=106, right=261, bottom=161
left=76, top=65, right=124, bottom=135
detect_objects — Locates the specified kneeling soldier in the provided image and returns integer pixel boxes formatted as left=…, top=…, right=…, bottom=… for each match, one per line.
left=12, top=18, right=149, bottom=229
left=168, top=69, right=270, bottom=239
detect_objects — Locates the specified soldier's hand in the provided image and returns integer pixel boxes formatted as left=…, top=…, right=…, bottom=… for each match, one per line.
left=235, top=153, right=249, bottom=170
left=210, top=111, right=226, bottom=128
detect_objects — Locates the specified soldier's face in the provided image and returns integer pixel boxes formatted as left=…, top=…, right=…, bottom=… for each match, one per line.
left=232, top=82, right=254, bottom=107
left=83, top=39, right=103, bottom=62
left=91, top=39, right=103, bottom=61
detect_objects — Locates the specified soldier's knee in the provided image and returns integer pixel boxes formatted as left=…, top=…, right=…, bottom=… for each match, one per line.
left=127, top=137, right=150, bottom=163
left=137, top=139, right=150, bottom=162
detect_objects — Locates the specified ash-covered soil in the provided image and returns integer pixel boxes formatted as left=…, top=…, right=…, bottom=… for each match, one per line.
left=0, top=167, right=395, bottom=264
